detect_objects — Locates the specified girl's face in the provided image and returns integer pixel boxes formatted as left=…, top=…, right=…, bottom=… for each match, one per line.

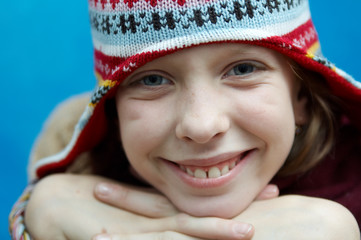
left=116, top=44, right=307, bottom=218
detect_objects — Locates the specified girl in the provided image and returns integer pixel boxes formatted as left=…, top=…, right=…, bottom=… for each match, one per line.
left=10, top=0, right=361, bottom=239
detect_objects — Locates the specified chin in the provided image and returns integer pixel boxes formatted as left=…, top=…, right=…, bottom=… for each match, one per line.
left=173, top=195, right=251, bottom=218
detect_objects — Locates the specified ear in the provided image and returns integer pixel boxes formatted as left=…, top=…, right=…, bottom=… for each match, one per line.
left=293, top=92, right=309, bottom=126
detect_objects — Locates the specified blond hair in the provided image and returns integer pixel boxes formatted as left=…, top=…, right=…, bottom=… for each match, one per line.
left=278, top=63, right=341, bottom=176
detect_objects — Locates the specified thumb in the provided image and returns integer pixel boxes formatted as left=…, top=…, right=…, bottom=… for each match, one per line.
left=94, top=182, right=178, bottom=217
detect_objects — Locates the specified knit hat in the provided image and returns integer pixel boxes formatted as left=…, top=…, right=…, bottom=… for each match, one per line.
left=32, top=0, right=361, bottom=179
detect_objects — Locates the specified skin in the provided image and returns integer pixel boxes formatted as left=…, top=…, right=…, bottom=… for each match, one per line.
left=115, top=43, right=308, bottom=218
left=24, top=44, right=360, bottom=239
left=93, top=180, right=360, bottom=240
left=25, top=174, right=278, bottom=240
left=24, top=174, right=360, bottom=240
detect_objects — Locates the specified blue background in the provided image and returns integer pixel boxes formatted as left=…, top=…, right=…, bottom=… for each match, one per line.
left=1, top=1, right=360, bottom=239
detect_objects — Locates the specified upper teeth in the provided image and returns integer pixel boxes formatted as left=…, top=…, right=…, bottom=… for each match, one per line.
left=194, top=169, right=207, bottom=178
left=179, top=159, right=240, bottom=179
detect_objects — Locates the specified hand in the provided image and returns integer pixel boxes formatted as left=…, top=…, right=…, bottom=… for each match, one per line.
left=94, top=182, right=360, bottom=240
left=92, top=181, right=279, bottom=240
left=93, top=182, right=279, bottom=218
left=26, top=174, right=274, bottom=240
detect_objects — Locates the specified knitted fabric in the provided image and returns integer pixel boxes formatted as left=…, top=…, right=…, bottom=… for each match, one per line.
left=32, top=0, right=361, bottom=180
left=9, top=183, right=35, bottom=240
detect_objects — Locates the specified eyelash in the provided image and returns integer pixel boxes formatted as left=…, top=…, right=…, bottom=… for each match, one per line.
left=139, top=75, right=171, bottom=86
left=128, top=72, right=173, bottom=88
left=224, top=62, right=265, bottom=78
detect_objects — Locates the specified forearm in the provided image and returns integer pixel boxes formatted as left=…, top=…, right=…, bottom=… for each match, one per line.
left=21, top=174, right=255, bottom=240
left=19, top=173, right=360, bottom=240
left=92, top=181, right=360, bottom=239
left=91, top=180, right=361, bottom=239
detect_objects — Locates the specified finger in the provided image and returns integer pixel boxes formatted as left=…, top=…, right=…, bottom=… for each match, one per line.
left=163, top=213, right=254, bottom=240
left=94, top=182, right=178, bottom=217
left=254, top=184, right=279, bottom=201
left=93, top=231, right=204, bottom=240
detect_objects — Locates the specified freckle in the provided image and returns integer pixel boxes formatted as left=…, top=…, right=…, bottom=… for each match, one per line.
left=101, top=228, right=107, bottom=234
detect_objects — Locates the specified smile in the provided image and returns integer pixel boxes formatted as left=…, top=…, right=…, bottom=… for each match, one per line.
left=176, top=150, right=251, bottom=179
left=162, top=149, right=254, bottom=188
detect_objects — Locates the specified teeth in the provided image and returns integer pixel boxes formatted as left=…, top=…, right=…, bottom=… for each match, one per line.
left=186, top=168, right=194, bottom=177
left=221, top=165, right=229, bottom=175
left=208, top=167, right=221, bottom=178
left=230, top=161, right=236, bottom=169
left=179, top=151, right=251, bottom=179
left=181, top=159, right=238, bottom=179
left=194, top=169, right=207, bottom=179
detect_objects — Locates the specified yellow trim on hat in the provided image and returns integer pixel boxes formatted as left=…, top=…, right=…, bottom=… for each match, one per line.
left=88, top=101, right=98, bottom=108
left=306, top=41, right=337, bottom=72
left=88, top=72, right=118, bottom=108
left=95, top=71, right=117, bottom=88
left=306, top=41, right=320, bottom=57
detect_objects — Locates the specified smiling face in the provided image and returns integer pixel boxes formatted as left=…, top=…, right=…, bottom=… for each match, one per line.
left=115, top=43, right=307, bottom=218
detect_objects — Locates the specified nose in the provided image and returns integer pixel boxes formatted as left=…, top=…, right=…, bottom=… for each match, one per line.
left=175, top=89, right=230, bottom=144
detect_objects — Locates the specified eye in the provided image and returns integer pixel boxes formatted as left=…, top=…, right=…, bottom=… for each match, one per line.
left=226, top=63, right=256, bottom=77
left=139, top=75, right=171, bottom=86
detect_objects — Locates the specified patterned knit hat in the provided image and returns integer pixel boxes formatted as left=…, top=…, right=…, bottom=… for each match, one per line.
left=32, top=0, right=361, bottom=179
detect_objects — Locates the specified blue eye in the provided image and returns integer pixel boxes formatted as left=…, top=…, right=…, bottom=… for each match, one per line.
left=227, top=63, right=256, bottom=76
left=141, top=75, right=170, bottom=86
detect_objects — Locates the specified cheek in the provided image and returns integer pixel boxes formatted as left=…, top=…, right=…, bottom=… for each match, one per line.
left=231, top=87, right=296, bottom=152
left=230, top=90, right=296, bottom=191
left=116, top=99, right=173, bottom=162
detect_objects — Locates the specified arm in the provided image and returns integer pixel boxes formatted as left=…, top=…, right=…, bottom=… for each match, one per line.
left=94, top=181, right=360, bottom=240
left=22, top=173, right=360, bottom=240
left=24, top=174, right=258, bottom=240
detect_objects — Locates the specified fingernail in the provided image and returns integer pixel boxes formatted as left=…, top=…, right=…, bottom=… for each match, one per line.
left=265, top=185, right=278, bottom=194
left=95, top=183, right=112, bottom=197
left=93, top=234, right=111, bottom=240
left=233, top=223, right=253, bottom=237
left=264, top=185, right=279, bottom=197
